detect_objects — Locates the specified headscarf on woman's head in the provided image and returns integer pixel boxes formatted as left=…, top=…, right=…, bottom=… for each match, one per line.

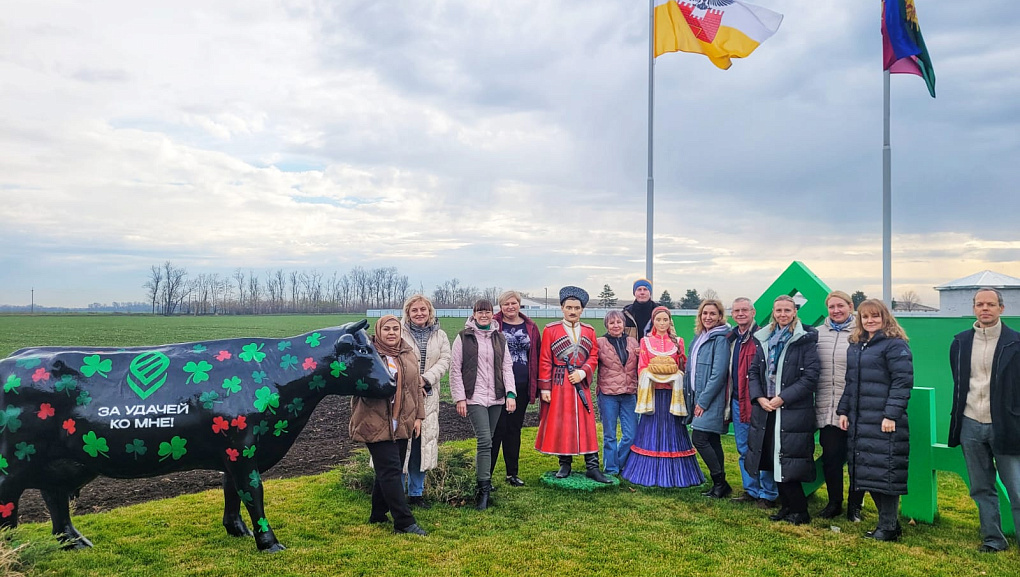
left=372, top=314, right=412, bottom=358
left=371, top=314, right=418, bottom=424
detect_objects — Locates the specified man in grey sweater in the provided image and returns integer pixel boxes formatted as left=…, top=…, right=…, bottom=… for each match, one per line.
left=949, top=287, right=1020, bottom=553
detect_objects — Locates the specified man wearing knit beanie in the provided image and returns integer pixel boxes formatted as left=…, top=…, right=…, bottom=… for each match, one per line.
left=623, top=278, right=658, bottom=340
left=948, top=287, right=1020, bottom=553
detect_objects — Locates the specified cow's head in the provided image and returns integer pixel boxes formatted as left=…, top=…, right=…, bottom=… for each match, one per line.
left=332, top=319, right=397, bottom=398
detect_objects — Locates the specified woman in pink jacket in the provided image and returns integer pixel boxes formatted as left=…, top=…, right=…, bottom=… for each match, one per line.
left=596, top=310, right=640, bottom=476
left=450, top=299, right=517, bottom=510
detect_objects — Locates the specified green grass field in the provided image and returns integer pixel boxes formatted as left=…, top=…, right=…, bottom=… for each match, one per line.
left=1, top=315, right=1016, bottom=576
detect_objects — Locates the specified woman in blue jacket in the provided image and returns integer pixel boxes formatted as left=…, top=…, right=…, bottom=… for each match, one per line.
left=685, top=299, right=733, bottom=498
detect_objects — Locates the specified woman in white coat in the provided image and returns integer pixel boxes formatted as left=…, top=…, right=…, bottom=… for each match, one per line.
left=400, top=294, right=452, bottom=509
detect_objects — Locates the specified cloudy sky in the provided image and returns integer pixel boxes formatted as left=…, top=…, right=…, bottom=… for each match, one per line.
left=2, top=0, right=1018, bottom=308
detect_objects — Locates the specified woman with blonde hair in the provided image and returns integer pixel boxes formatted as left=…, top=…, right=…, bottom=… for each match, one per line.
left=746, top=295, right=821, bottom=525
left=622, top=306, right=704, bottom=487
left=685, top=299, right=733, bottom=498
left=400, top=295, right=452, bottom=509
left=815, top=290, right=865, bottom=521
left=838, top=299, right=913, bottom=541
left=350, top=315, right=426, bottom=535
left=491, top=290, right=541, bottom=487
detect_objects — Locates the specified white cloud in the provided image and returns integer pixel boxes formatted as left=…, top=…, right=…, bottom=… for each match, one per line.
left=1, top=0, right=1018, bottom=308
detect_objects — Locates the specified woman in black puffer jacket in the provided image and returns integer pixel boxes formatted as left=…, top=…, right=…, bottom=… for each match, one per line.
left=746, top=295, right=821, bottom=525
left=837, top=299, right=913, bottom=542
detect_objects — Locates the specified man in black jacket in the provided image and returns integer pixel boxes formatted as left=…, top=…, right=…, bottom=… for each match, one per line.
left=948, top=287, right=1020, bottom=553
left=622, top=279, right=657, bottom=340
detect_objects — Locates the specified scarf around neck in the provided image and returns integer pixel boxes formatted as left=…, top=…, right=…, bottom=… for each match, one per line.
left=829, top=314, right=854, bottom=333
left=630, top=299, right=656, bottom=337
left=766, top=323, right=795, bottom=397
left=688, top=323, right=731, bottom=391
left=406, top=320, right=436, bottom=375
left=373, top=315, right=414, bottom=424
left=604, top=334, right=630, bottom=366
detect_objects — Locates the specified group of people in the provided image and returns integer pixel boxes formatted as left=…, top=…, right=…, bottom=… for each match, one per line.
left=595, top=283, right=913, bottom=539
left=349, top=281, right=1020, bottom=554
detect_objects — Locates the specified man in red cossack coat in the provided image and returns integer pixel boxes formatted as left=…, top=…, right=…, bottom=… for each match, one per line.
left=534, top=286, right=611, bottom=483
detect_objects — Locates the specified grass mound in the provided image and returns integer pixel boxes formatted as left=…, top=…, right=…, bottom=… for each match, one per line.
left=538, top=471, right=620, bottom=491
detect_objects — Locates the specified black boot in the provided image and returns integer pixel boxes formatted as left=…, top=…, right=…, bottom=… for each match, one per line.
left=475, top=481, right=492, bottom=511
left=555, top=456, right=572, bottom=478
left=704, top=473, right=732, bottom=498
left=584, top=453, right=612, bottom=484
left=817, top=501, right=842, bottom=519
left=769, top=506, right=791, bottom=521
left=846, top=491, right=864, bottom=522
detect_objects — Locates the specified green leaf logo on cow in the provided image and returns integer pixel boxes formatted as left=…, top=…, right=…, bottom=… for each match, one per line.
left=14, top=442, right=35, bottom=461
left=3, top=375, right=21, bottom=395
left=0, top=407, right=23, bottom=434
left=54, top=375, right=78, bottom=396
left=80, top=355, right=112, bottom=378
left=238, top=343, right=266, bottom=363
left=182, top=360, right=213, bottom=385
left=125, top=439, right=147, bottom=459
left=82, top=431, right=110, bottom=458
left=253, top=387, right=280, bottom=414
left=221, top=376, right=242, bottom=395
left=158, top=436, right=188, bottom=461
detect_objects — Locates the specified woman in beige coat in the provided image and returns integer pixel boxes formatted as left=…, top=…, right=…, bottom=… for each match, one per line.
left=815, top=290, right=864, bottom=521
left=400, top=295, right=451, bottom=509
left=350, top=315, right=426, bottom=535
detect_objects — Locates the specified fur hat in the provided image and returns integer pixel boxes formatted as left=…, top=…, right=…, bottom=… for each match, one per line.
left=559, top=286, right=589, bottom=308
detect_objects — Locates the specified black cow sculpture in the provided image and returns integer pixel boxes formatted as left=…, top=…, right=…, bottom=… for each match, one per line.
left=0, top=320, right=393, bottom=552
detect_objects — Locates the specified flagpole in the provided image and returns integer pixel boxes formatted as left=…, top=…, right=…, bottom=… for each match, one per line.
left=882, top=69, right=892, bottom=307
left=646, top=0, right=655, bottom=283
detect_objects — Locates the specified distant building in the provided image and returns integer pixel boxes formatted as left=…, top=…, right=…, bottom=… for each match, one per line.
left=518, top=297, right=544, bottom=310
left=934, top=270, right=1020, bottom=316
left=892, top=301, right=939, bottom=313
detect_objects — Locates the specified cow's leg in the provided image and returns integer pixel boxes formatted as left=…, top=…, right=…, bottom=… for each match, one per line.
left=0, top=474, right=25, bottom=530
left=226, top=462, right=284, bottom=552
left=221, top=472, right=253, bottom=537
left=40, top=489, right=92, bottom=549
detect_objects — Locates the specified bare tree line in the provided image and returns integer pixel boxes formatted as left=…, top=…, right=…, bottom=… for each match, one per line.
left=143, top=262, right=503, bottom=316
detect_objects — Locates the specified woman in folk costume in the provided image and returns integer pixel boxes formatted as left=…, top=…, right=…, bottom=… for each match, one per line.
left=399, top=294, right=452, bottom=509
left=746, top=295, right=821, bottom=526
left=535, top=286, right=611, bottom=483
left=622, top=306, right=705, bottom=488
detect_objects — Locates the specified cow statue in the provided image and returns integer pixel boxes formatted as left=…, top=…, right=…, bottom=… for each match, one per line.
left=0, top=320, right=393, bottom=552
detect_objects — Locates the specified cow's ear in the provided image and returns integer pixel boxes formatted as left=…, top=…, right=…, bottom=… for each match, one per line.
left=346, top=319, right=369, bottom=334
left=336, top=334, right=356, bottom=348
